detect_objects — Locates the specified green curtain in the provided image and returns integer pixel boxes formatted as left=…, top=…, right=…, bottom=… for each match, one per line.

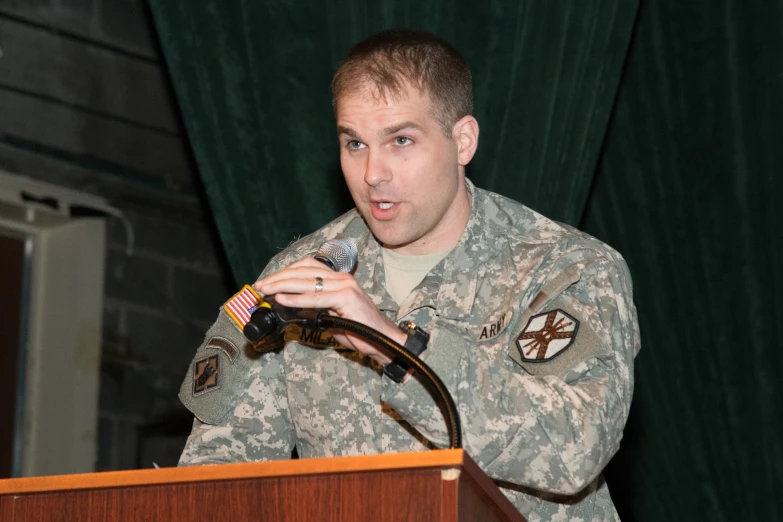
left=149, top=0, right=636, bottom=284
left=581, top=0, right=783, bottom=520
left=150, top=0, right=783, bottom=519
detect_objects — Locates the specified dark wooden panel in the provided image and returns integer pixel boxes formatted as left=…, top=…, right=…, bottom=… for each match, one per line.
left=0, top=18, right=178, bottom=132
left=0, top=141, right=203, bottom=223
left=0, top=0, right=156, bottom=58
left=457, top=474, right=525, bottom=522
left=7, top=469, right=444, bottom=522
left=0, top=234, right=24, bottom=479
left=0, top=496, right=14, bottom=521
left=0, top=88, right=193, bottom=190
left=441, top=474, right=458, bottom=522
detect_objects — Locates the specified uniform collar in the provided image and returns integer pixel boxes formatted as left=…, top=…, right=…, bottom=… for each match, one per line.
left=354, top=231, right=398, bottom=313
left=351, top=179, right=490, bottom=320
left=432, top=179, right=491, bottom=320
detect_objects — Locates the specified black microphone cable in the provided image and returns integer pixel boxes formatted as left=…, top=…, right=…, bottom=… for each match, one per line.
left=315, top=313, right=462, bottom=450
left=246, top=306, right=462, bottom=450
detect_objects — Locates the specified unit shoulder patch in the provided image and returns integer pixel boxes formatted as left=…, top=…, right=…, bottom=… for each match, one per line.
left=179, top=312, right=265, bottom=426
left=515, top=309, right=579, bottom=362
left=193, top=354, right=220, bottom=396
left=509, top=303, right=608, bottom=379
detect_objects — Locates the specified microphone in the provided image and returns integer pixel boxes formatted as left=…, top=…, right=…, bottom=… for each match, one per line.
left=314, top=238, right=358, bottom=272
left=243, top=239, right=358, bottom=342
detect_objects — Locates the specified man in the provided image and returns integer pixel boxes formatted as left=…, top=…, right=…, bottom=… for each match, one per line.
left=179, top=28, right=640, bottom=521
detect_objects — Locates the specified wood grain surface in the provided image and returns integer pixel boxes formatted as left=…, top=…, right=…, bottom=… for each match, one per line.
left=0, top=450, right=466, bottom=494
left=0, top=450, right=529, bottom=522
left=4, top=470, right=443, bottom=522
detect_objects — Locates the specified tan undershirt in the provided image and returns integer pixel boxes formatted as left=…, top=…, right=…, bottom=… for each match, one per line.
left=382, top=246, right=453, bottom=306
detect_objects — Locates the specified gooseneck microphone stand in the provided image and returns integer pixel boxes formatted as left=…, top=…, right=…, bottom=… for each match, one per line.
left=244, top=304, right=462, bottom=450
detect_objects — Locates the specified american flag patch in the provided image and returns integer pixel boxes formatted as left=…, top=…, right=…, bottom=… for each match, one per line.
left=222, top=285, right=268, bottom=333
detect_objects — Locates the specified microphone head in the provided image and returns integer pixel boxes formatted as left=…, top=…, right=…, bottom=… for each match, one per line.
left=314, top=239, right=358, bottom=273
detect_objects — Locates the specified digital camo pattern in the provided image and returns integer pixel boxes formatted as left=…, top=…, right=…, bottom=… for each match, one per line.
left=178, top=180, right=640, bottom=522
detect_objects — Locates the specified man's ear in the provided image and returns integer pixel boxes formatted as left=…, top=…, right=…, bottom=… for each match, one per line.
left=453, top=115, right=479, bottom=166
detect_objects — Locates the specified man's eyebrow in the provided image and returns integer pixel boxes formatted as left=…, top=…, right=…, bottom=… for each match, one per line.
left=381, top=121, right=424, bottom=136
left=337, top=126, right=360, bottom=139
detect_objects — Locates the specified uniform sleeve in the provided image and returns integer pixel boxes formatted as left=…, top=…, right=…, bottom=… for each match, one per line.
left=381, top=249, right=639, bottom=495
left=178, top=260, right=297, bottom=466
left=177, top=326, right=296, bottom=466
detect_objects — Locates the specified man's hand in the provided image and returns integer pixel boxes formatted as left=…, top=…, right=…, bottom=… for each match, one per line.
left=254, top=257, right=406, bottom=365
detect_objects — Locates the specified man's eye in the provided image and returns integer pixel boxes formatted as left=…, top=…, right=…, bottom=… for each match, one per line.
left=347, top=140, right=365, bottom=150
left=395, top=137, right=412, bottom=146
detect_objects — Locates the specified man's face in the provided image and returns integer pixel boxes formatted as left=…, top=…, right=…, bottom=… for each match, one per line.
left=336, top=85, right=472, bottom=255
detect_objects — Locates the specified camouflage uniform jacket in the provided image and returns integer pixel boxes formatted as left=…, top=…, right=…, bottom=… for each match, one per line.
left=179, top=180, right=640, bottom=522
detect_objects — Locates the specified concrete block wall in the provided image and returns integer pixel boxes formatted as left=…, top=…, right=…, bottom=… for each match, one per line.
left=98, top=210, right=234, bottom=471
left=0, top=0, right=237, bottom=472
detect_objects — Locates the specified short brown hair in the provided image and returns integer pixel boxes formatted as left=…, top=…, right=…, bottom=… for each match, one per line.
left=332, top=29, right=473, bottom=136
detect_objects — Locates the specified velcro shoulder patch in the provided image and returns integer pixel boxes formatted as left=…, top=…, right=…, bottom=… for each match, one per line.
left=509, top=302, right=606, bottom=379
left=508, top=264, right=606, bottom=379
left=222, top=285, right=270, bottom=334
left=179, top=312, right=259, bottom=425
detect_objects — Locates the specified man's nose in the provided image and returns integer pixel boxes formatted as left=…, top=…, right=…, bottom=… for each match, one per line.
left=364, top=150, right=392, bottom=186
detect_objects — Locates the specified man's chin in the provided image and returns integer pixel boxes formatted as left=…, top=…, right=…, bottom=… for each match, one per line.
left=377, top=235, right=420, bottom=253
left=357, top=210, right=418, bottom=248
left=366, top=225, right=412, bottom=251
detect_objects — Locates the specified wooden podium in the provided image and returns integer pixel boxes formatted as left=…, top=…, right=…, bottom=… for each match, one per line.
left=0, top=449, right=526, bottom=522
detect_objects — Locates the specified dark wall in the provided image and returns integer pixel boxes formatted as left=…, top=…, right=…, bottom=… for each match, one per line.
left=0, top=235, right=24, bottom=478
left=0, top=0, right=233, bottom=471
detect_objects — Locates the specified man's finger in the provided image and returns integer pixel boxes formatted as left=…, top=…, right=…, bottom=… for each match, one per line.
left=274, top=289, right=346, bottom=310
left=255, top=266, right=344, bottom=291
left=260, top=276, right=349, bottom=297
left=285, top=257, right=326, bottom=269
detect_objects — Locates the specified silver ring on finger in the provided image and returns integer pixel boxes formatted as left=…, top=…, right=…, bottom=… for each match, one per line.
left=314, top=276, right=324, bottom=293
